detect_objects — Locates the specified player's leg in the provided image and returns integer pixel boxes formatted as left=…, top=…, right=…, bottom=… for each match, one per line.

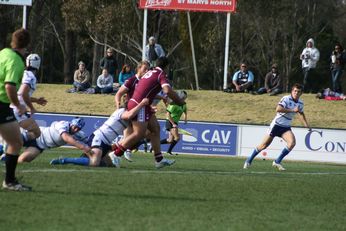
left=244, top=134, right=273, bottom=168
left=17, top=147, right=41, bottom=163
left=274, top=130, right=295, bottom=166
left=147, top=115, right=175, bottom=168
left=19, top=118, right=41, bottom=140
left=0, top=121, right=31, bottom=191
left=114, top=120, right=148, bottom=157
left=167, top=127, right=180, bottom=155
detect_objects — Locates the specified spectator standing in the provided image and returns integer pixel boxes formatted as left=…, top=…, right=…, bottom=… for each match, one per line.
left=95, top=69, right=114, bottom=94
left=330, top=43, right=346, bottom=93
left=0, top=28, right=32, bottom=191
left=257, top=64, right=282, bottom=96
left=300, top=38, right=320, bottom=93
left=100, top=48, right=118, bottom=82
left=118, top=64, right=135, bottom=86
left=73, top=61, right=91, bottom=92
left=231, top=63, right=254, bottom=93
left=144, top=36, right=165, bottom=67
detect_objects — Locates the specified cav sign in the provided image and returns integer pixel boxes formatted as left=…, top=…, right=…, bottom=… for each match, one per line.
left=159, top=121, right=237, bottom=155
left=0, top=0, right=32, bottom=6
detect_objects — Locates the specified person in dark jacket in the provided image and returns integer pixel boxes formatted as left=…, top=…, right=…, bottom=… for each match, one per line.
left=257, top=64, right=282, bottom=96
left=100, top=48, right=118, bottom=82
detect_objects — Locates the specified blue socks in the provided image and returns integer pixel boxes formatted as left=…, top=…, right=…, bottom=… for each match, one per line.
left=275, top=147, right=291, bottom=164
left=62, top=157, right=90, bottom=166
left=246, top=148, right=260, bottom=164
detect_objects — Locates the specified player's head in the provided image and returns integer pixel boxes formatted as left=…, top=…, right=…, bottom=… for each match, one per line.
left=70, top=117, right=85, bottom=133
left=11, top=28, right=30, bottom=49
left=26, top=54, right=41, bottom=70
left=291, top=83, right=303, bottom=99
left=156, top=56, right=169, bottom=69
left=177, top=90, right=187, bottom=100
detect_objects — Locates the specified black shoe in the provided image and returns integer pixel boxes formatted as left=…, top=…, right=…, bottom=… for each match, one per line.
left=2, top=180, right=32, bottom=192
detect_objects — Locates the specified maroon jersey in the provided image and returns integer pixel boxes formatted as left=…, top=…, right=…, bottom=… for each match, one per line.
left=130, top=67, right=170, bottom=105
left=123, top=74, right=140, bottom=101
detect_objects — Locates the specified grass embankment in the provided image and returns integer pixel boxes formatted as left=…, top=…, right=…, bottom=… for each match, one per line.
left=35, top=84, right=346, bottom=129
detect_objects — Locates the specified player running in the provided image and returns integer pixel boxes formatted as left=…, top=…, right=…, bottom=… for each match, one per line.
left=243, top=83, right=311, bottom=171
left=11, top=54, right=47, bottom=141
left=160, top=90, right=187, bottom=155
left=110, top=57, right=185, bottom=169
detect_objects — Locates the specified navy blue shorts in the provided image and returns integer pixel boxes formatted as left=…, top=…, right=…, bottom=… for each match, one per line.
left=87, top=133, right=111, bottom=158
left=269, top=125, right=291, bottom=138
left=23, top=139, right=44, bottom=153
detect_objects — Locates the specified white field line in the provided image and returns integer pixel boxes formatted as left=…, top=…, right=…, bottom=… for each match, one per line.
left=13, top=168, right=346, bottom=176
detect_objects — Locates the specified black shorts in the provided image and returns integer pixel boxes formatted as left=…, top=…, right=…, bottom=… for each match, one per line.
left=269, top=125, right=291, bottom=138
left=165, top=120, right=179, bottom=131
left=0, top=102, right=16, bottom=124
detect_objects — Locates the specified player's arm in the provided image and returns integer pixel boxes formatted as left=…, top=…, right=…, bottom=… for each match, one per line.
left=163, top=85, right=185, bottom=106
left=115, top=85, right=128, bottom=109
left=297, top=111, right=311, bottom=130
left=183, top=108, right=187, bottom=124
left=121, top=98, right=149, bottom=120
left=5, top=83, right=26, bottom=114
left=31, top=96, right=47, bottom=106
left=166, top=111, right=176, bottom=127
left=60, top=132, right=92, bottom=153
left=276, top=104, right=299, bottom=113
left=20, top=84, right=36, bottom=113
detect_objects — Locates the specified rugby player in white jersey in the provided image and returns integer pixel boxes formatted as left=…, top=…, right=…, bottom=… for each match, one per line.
left=50, top=98, right=149, bottom=167
left=17, top=117, right=91, bottom=163
left=11, top=54, right=47, bottom=141
left=243, top=83, right=311, bottom=171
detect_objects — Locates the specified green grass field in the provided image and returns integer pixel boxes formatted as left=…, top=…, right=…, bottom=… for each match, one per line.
left=1, top=148, right=345, bottom=231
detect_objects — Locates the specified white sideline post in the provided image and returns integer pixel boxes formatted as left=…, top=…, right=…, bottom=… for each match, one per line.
left=142, top=9, right=148, bottom=61
left=223, top=12, right=231, bottom=90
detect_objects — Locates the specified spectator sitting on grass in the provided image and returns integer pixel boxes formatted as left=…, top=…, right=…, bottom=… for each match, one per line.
left=231, top=63, right=254, bottom=93
left=257, top=63, right=282, bottom=96
left=315, top=88, right=346, bottom=100
left=95, top=68, right=114, bottom=94
left=118, top=64, right=135, bottom=86
left=73, top=61, right=91, bottom=92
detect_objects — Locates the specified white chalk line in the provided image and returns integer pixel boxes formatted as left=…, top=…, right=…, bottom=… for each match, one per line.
left=16, top=168, right=346, bottom=176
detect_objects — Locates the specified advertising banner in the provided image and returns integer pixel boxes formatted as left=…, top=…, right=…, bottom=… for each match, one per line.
left=239, top=125, right=346, bottom=164
left=0, top=0, right=32, bottom=6
left=34, top=113, right=238, bottom=156
left=138, top=0, right=236, bottom=13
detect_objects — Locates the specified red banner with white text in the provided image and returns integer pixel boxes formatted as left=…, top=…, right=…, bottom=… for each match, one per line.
left=138, top=0, right=236, bottom=13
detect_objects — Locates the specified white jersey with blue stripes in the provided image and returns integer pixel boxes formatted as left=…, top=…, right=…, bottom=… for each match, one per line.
left=93, top=108, right=129, bottom=145
left=36, top=121, right=83, bottom=149
left=270, top=95, right=304, bottom=128
left=10, top=70, right=37, bottom=121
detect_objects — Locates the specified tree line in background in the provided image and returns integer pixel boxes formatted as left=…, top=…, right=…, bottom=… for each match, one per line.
left=0, top=0, right=345, bottom=91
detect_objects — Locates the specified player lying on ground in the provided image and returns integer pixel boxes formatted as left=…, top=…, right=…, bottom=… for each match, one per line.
left=50, top=98, right=149, bottom=167
left=16, top=117, right=91, bottom=163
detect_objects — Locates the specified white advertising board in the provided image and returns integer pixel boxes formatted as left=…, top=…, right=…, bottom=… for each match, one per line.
left=0, top=0, right=32, bottom=6
left=239, top=125, right=346, bottom=164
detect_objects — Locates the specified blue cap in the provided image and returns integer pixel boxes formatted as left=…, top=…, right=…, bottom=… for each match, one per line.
left=70, top=117, right=85, bottom=129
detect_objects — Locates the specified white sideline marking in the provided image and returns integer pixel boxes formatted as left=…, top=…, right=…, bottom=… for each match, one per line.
left=17, top=168, right=346, bottom=176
